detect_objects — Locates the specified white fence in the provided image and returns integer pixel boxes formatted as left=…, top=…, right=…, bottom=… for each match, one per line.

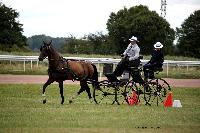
left=0, top=55, right=200, bottom=76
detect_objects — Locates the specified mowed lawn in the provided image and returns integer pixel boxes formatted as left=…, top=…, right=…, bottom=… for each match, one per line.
left=0, top=84, right=199, bottom=133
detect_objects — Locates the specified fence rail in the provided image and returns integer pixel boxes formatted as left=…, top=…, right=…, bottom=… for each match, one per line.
left=0, top=55, right=200, bottom=76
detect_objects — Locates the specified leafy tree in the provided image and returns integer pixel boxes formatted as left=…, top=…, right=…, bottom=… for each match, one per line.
left=176, top=10, right=200, bottom=58
left=106, top=5, right=175, bottom=55
left=60, top=35, right=82, bottom=54
left=60, top=33, right=114, bottom=55
left=0, top=2, right=26, bottom=50
left=87, top=32, right=115, bottom=54
left=27, top=34, right=66, bottom=51
left=27, top=35, right=51, bottom=51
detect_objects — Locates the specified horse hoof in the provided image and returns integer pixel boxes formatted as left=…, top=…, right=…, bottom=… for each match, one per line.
left=69, top=100, right=73, bottom=104
left=90, top=99, right=93, bottom=103
left=61, top=101, right=64, bottom=104
left=43, top=99, right=46, bottom=104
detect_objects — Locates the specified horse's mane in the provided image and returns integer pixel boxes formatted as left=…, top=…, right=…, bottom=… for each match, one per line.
left=49, top=44, right=63, bottom=59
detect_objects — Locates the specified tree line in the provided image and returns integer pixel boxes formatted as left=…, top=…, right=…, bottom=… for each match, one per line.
left=0, top=2, right=200, bottom=58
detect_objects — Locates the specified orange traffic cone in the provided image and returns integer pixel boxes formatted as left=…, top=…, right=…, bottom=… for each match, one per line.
left=132, top=91, right=139, bottom=105
left=128, top=91, right=139, bottom=106
left=164, top=91, right=173, bottom=107
left=128, top=96, right=134, bottom=106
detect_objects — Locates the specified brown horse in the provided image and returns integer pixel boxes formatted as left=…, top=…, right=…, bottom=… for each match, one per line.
left=38, top=41, right=99, bottom=104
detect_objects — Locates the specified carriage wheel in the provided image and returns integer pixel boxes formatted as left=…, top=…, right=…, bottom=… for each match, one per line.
left=124, top=80, right=140, bottom=105
left=93, top=80, right=116, bottom=104
left=144, top=78, right=171, bottom=106
left=115, top=80, right=130, bottom=104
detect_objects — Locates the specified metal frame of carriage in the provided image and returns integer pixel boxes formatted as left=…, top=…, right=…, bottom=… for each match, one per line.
left=92, top=64, right=172, bottom=106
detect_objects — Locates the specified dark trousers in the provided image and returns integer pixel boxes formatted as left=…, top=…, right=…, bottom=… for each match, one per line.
left=143, top=63, right=162, bottom=79
left=112, top=58, right=144, bottom=84
left=113, top=58, right=140, bottom=77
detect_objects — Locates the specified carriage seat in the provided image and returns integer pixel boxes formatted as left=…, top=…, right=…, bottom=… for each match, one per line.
left=105, top=73, right=120, bottom=83
left=128, top=65, right=143, bottom=72
left=129, top=66, right=139, bottom=70
left=153, top=67, right=163, bottom=72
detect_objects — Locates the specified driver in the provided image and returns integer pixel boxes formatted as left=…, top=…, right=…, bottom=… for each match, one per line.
left=143, top=42, right=164, bottom=81
left=113, top=36, right=140, bottom=77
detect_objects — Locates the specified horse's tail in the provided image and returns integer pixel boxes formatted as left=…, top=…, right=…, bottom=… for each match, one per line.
left=91, top=64, right=99, bottom=88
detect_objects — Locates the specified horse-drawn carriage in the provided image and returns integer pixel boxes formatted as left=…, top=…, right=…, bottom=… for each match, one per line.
left=93, top=64, right=171, bottom=106
left=39, top=41, right=171, bottom=106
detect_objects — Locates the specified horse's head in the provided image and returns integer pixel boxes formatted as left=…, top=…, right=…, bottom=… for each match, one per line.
left=38, top=40, right=52, bottom=61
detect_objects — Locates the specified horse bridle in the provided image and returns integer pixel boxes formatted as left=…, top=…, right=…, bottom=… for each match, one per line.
left=41, top=44, right=83, bottom=80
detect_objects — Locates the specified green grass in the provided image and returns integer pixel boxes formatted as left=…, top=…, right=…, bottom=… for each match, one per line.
left=0, top=61, right=48, bottom=75
left=0, top=84, right=199, bottom=133
left=154, top=66, right=200, bottom=79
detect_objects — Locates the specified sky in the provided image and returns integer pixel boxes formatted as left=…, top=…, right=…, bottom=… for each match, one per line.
left=1, top=0, right=200, bottom=38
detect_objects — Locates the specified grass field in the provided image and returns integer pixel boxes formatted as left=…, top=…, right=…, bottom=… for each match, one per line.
left=0, top=84, right=199, bottom=133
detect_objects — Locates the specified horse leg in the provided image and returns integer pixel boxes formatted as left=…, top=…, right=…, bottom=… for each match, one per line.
left=42, top=78, right=53, bottom=104
left=84, top=82, right=93, bottom=103
left=83, top=81, right=92, bottom=99
left=69, top=81, right=86, bottom=104
left=58, top=81, right=64, bottom=104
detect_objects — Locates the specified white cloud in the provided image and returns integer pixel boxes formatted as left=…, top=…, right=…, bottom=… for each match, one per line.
left=166, top=2, right=200, bottom=28
left=1, top=0, right=200, bottom=37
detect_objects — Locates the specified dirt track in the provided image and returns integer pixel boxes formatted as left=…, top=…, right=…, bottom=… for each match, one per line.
left=0, top=74, right=200, bottom=87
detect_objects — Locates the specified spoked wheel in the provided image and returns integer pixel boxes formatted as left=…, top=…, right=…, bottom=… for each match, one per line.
left=115, top=80, right=130, bottom=104
left=124, top=80, right=140, bottom=105
left=144, top=78, right=171, bottom=106
left=93, top=80, right=116, bottom=104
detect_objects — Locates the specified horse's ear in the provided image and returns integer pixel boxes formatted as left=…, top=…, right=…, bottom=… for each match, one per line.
left=47, top=40, right=52, bottom=46
left=43, top=41, right=47, bottom=46
left=46, top=40, right=52, bottom=49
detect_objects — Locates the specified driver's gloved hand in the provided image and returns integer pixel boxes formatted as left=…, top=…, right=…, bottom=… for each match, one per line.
left=125, top=56, right=129, bottom=61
